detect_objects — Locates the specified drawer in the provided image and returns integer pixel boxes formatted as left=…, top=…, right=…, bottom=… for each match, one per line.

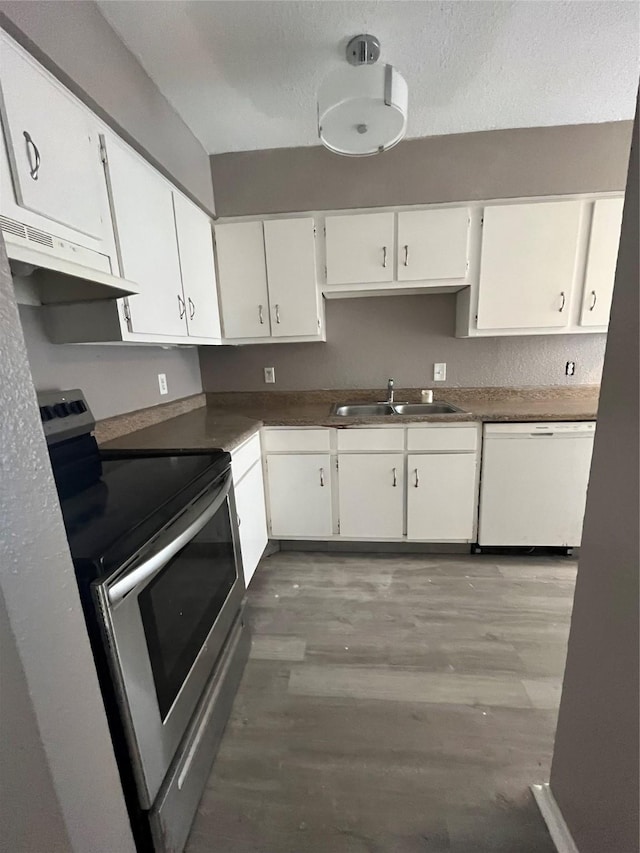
left=337, top=428, right=404, bottom=452
left=262, top=428, right=330, bottom=453
left=231, top=432, right=261, bottom=484
left=407, top=425, right=479, bottom=452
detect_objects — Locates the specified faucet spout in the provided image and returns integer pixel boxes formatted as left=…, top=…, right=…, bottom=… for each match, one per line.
left=387, top=378, right=394, bottom=404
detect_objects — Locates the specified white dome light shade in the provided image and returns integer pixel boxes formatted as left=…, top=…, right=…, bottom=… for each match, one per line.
left=318, top=64, right=408, bottom=156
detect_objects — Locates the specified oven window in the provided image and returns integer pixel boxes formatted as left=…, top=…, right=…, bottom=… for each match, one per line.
left=138, top=495, right=238, bottom=720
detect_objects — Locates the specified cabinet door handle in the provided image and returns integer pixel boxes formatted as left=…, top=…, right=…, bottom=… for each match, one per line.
left=258, top=304, right=264, bottom=325
left=414, top=468, right=419, bottom=488
left=403, top=245, right=409, bottom=266
left=382, top=246, right=387, bottom=268
left=392, top=467, right=397, bottom=487
left=275, top=304, right=281, bottom=324
left=559, top=291, right=566, bottom=312
left=589, top=290, right=597, bottom=311
left=23, top=131, right=41, bottom=180
left=177, top=294, right=186, bottom=319
left=188, top=297, right=195, bottom=320
left=319, top=467, right=325, bottom=487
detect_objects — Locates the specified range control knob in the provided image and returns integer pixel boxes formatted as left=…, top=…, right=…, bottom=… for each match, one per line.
left=39, top=405, right=55, bottom=422
left=69, top=399, right=87, bottom=414
left=53, top=402, right=71, bottom=418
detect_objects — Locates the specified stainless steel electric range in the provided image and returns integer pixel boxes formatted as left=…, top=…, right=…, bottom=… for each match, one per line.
left=39, top=389, right=250, bottom=853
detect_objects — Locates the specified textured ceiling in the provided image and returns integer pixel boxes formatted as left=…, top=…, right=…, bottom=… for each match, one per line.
left=97, top=0, right=640, bottom=155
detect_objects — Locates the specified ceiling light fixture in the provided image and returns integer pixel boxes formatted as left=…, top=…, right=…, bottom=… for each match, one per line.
left=318, top=34, right=408, bottom=157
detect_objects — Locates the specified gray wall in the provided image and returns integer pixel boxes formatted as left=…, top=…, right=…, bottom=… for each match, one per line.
left=200, top=294, right=606, bottom=391
left=1, top=238, right=135, bottom=852
left=211, top=123, right=633, bottom=217
left=549, top=106, right=639, bottom=851
left=18, top=305, right=202, bottom=420
left=0, top=0, right=215, bottom=212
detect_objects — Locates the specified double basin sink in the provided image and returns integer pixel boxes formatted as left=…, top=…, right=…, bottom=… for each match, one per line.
left=332, top=402, right=467, bottom=417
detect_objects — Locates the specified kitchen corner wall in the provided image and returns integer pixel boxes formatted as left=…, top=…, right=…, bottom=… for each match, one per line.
left=199, top=295, right=606, bottom=392
left=201, top=122, right=631, bottom=393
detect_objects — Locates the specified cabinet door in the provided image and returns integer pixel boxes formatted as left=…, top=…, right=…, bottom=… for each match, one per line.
left=338, top=454, right=403, bottom=539
left=407, top=454, right=477, bottom=541
left=264, top=218, right=319, bottom=337
left=266, top=454, right=332, bottom=537
left=234, top=462, right=268, bottom=587
left=104, top=136, right=186, bottom=336
left=397, top=208, right=469, bottom=282
left=476, top=201, right=581, bottom=330
left=0, top=35, right=105, bottom=239
left=579, top=198, right=624, bottom=328
left=215, top=222, right=270, bottom=338
left=325, top=212, right=394, bottom=284
left=173, top=193, right=221, bottom=340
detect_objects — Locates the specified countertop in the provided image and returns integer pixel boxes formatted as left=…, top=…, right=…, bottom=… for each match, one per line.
left=100, top=387, right=599, bottom=454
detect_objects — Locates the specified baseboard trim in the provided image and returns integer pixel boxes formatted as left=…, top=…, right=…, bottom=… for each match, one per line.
left=532, top=783, right=580, bottom=853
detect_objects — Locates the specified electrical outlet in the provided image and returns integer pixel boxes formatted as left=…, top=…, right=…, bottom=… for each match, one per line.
left=158, top=373, right=168, bottom=395
left=433, top=362, right=447, bottom=382
left=264, top=367, right=276, bottom=384
left=565, top=361, right=576, bottom=377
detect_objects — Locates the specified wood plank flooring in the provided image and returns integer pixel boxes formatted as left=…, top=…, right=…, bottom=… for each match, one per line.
left=186, top=552, right=577, bottom=853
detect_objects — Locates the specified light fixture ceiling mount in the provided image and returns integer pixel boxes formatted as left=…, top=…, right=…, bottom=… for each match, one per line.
left=318, top=34, right=408, bottom=157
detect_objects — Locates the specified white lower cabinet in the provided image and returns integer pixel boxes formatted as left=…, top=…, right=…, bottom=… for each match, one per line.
left=407, top=453, right=478, bottom=541
left=266, top=454, right=333, bottom=538
left=338, top=454, right=404, bottom=538
left=231, top=434, right=268, bottom=586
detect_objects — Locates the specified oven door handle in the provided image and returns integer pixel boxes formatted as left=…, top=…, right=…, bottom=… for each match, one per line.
left=107, top=471, right=232, bottom=605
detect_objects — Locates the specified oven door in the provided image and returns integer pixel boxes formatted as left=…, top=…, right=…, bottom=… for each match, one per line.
left=95, top=467, right=245, bottom=809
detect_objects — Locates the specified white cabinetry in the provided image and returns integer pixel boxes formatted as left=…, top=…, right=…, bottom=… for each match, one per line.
left=231, top=434, right=268, bottom=587
left=338, top=454, right=404, bottom=539
left=216, top=218, right=321, bottom=342
left=407, top=454, right=478, bottom=541
left=173, top=192, right=221, bottom=340
left=476, top=200, right=582, bottom=330
left=397, top=208, right=469, bottom=282
left=579, top=198, right=624, bottom=328
left=325, top=212, right=395, bottom=284
left=266, top=454, right=333, bottom=538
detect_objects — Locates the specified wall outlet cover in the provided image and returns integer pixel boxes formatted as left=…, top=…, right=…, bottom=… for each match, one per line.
left=565, top=361, right=576, bottom=376
left=158, top=373, right=168, bottom=395
left=433, top=362, right=447, bottom=382
left=264, top=367, right=276, bottom=384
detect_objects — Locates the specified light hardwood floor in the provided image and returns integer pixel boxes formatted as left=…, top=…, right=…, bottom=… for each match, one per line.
left=187, top=552, right=577, bottom=852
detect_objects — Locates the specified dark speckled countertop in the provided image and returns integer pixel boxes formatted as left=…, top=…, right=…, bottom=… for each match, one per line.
left=99, top=386, right=599, bottom=454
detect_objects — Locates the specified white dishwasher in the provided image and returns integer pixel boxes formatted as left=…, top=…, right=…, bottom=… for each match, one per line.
left=478, top=422, right=596, bottom=547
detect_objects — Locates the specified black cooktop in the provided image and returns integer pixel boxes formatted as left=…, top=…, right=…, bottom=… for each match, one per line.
left=60, top=447, right=230, bottom=577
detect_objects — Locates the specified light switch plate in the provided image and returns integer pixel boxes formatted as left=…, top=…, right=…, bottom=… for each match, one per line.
left=264, top=367, right=276, bottom=384
left=433, top=363, right=446, bottom=382
left=158, top=373, right=168, bottom=395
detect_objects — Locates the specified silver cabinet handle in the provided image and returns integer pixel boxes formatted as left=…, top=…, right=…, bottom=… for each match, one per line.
left=275, top=304, right=281, bottom=324
left=319, top=467, right=325, bottom=487
left=404, top=245, right=409, bottom=266
left=414, top=468, right=419, bottom=488
left=178, top=294, right=186, bottom=319
left=258, top=304, right=264, bottom=325
left=559, top=291, right=566, bottom=312
left=382, top=246, right=387, bottom=268
left=392, top=467, right=397, bottom=487
left=589, top=290, right=597, bottom=311
left=23, top=131, right=41, bottom=180
left=188, top=297, right=195, bottom=320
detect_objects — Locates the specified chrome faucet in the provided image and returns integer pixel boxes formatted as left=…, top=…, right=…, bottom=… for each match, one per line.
left=386, top=378, right=394, bottom=404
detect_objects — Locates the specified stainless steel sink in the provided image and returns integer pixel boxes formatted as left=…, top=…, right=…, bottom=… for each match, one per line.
left=392, top=403, right=466, bottom=415
left=331, top=402, right=467, bottom=416
left=332, top=403, right=395, bottom=416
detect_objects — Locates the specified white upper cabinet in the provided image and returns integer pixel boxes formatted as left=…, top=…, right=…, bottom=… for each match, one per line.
left=104, top=135, right=186, bottom=337
left=476, top=200, right=582, bottom=330
left=215, top=221, right=270, bottom=339
left=397, top=208, right=469, bottom=282
left=0, top=34, right=106, bottom=240
left=264, top=217, right=319, bottom=337
left=325, top=212, right=395, bottom=284
left=338, top=454, right=404, bottom=539
left=172, top=193, right=221, bottom=340
left=579, top=198, right=624, bottom=328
